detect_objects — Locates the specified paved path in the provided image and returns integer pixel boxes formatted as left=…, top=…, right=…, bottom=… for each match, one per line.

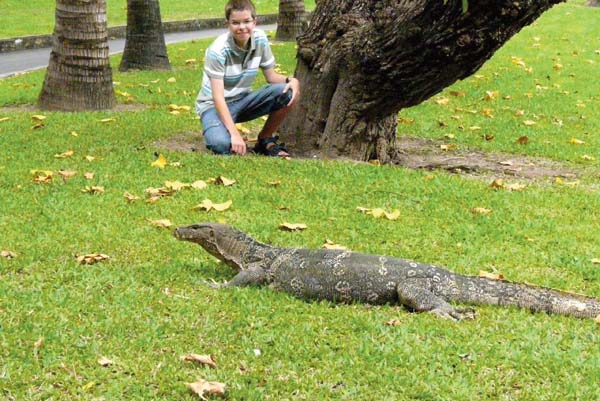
left=0, top=24, right=276, bottom=78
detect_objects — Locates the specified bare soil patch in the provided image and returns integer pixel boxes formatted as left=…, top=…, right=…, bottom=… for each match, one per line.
left=155, top=131, right=579, bottom=180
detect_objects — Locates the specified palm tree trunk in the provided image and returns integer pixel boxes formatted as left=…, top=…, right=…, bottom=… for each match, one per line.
left=38, top=0, right=115, bottom=111
left=119, top=0, right=171, bottom=71
left=275, top=0, right=306, bottom=42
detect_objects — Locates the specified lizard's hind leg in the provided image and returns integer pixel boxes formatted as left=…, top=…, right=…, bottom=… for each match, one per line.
left=396, top=280, right=476, bottom=321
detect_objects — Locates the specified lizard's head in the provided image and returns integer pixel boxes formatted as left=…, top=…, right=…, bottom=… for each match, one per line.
left=174, top=222, right=251, bottom=270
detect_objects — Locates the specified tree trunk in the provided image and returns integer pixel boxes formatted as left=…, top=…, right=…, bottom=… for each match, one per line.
left=119, top=0, right=171, bottom=71
left=275, top=0, right=306, bottom=42
left=588, top=0, right=600, bottom=7
left=38, top=0, right=115, bottom=111
left=281, top=0, right=564, bottom=163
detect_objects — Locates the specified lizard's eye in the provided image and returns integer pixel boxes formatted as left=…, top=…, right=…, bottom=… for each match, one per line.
left=209, top=229, right=216, bottom=239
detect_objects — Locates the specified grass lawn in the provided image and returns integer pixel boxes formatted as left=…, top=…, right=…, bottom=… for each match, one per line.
left=0, top=0, right=317, bottom=39
left=1, top=1, right=599, bottom=400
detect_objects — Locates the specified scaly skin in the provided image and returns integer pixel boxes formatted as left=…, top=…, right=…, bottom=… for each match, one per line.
left=174, top=223, right=600, bottom=321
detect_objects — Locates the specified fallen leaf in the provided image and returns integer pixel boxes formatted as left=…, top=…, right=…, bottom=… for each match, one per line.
left=1, top=250, right=16, bottom=259
left=187, top=378, right=226, bottom=400
left=553, top=63, right=563, bottom=71
left=84, top=172, right=95, bottom=180
left=505, top=183, right=526, bottom=191
left=499, top=160, right=514, bottom=166
left=191, top=180, right=208, bottom=190
left=215, top=176, right=236, bottom=187
left=357, top=206, right=400, bottom=220
left=180, top=354, right=217, bottom=368
left=440, top=144, right=457, bottom=151
left=435, top=97, right=450, bottom=105
left=385, top=319, right=401, bottom=326
left=97, top=356, right=114, bottom=367
left=77, top=253, right=110, bottom=265
left=449, top=90, right=465, bottom=97
left=471, top=207, right=492, bottom=215
left=235, top=123, right=251, bottom=135
left=70, top=131, right=78, bottom=137
left=514, top=109, right=525, bottom=116
left=569, top=137, right=585, bottom=145
left=483, top=90, right=498, bottom=101
left=145, top=187, right=174, bottom=198
left=595, top=315, right=600, bottom=324
left=31, top=170, right=53, bottom=183
left=323, top=239, right=348, bottom=250
left=99, top=118, right=115, bottom=123
left=522, top=120, right=536, bottom=126
left=167, top=77, right=177, bottom=83
left=85, top=155, right=96, bottom=162
left=397, top=117, right=415, bottom=124
left=148, top=219, right=172, bottom=228
left=481, top=108, right=494, bottom=118
left=490, top=179, right=504, bottom=189
left=58, top=170, right=77, bottom=181
left=0, top=117, right=10, bottom=122
left=279, top=223, right=308, bottom=231
left=81, top=186, right=105, bottom=194
left=516, top=136, right=529, bottom=145
left=164, top=180, right=190, bottom=191
left=192, top=199, right=233, bottom=212
left=185, top=58, right=197, bottom=64
left=479, top=270, right=505, bottom=281
left=123, top=192, right=140, bottom=202
left=54, top=149, right=74, bottom=159
left=151, top=154, right=168, bottom=169
left=580, top=155, right=595, bottom=161
left=31, top=115, right=47, bottom=121
left=268, top=180, right=281, bottom=187
left=590, top=258, right=600, bottom=265
left=31, top=122, right=45, bottom=130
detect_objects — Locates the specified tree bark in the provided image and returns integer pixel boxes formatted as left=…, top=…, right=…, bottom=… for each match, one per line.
left=38, top=0, right=115, bottom=111
left=119, top=0, right=171, bottom=71
left=588, top=0, right=600, bottom=7
left=280, top=0, right=565, bottom=163
left=275, top=0, right=307, bottom=42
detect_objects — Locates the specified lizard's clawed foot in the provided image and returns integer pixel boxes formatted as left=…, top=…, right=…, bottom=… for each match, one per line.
left=203, top=278, right=228, bottom=289
left=430, top=306, right=477, bottom=321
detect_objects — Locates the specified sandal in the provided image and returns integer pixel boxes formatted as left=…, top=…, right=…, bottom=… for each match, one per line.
left=253, top=135, right=290, bottom=157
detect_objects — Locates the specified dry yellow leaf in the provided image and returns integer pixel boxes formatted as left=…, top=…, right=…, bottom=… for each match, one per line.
left=167, top=77, right=177, bottom=83
left=77, top=253, right=110, bottom=265
left=98, top=356, right=114, bottom=367
left=180, top=353, right=217, bottom=368
left=443, top=133, right=455, bottom=139
left=397, top=117, right=415, bottom=124
left=279, top=223, right=308, bottom=231
left=468, top=126, right=481, bottom=131
left=357, top=206, right=400, bottom=220
left=54, top=149, right=74, bottom=159
left=440, top=144, right=457, bottom=151
left=580, top=155, right=595, bottom=161
left=481, top=108, right=494, bottom=118
left=192, top=180, right=208, bottom=190
left=145, top=187, right=174, bottom=198
left=169, top=110, right=181, bottom=116
left=385, top=318, right=402, bottom=326
left=522, top=120, right=536, bottom=126
left=81, top=186, right=105, bottom=194
left=58, top=170, right=77, bottom=180
left=553, top=63, right=563, bottom=71
left=505, top=183, right=526, bottom=191
left=479, top=270, right=505, bottom=281
left=99, top=118, right=115, bottom=123
left=216, top=176, right=236, bottom=186
left=590, top=258, right=600, bottom=265
left=31, top=170, right=53, bottom=183
left=164, top=180, right=190, bottom=191
left=514, top=109, right=525, bottom=116
left=569, top=137, right=585, bottom=145
left=490, top=179, right=504, bottom=189
left=471, top=207, right=492, bottom=215
left=1, top=250, right=17, bottom=259
left=595, top=315, right=600, bottom=324
left=151, top=154, right=168, bottom=169
left=187, top=378, right=226, bottom=400
left=323, top=239, right=348, bottom=250
left=268, top=180, right=281, bottom=187
left=31, top=123, right=45, bottom=130
left=192, top=199, right=233, bottom=212
left=84, top=172, right=95, bottom=180
left=85, top=155, right=96, bottom=162
left=123, top=192, right=140, bottom=202
left=148, top=219, right=172, bottom=228
left=235, top=123, right=251, bottom=135
left=483, top=90, right=498, bottom=101
left=0, top=117, right=10, bottom=123
left=434, top=97, right=450, bottom=105
left=185, top=58, right=197, bottom=64
left=31, top=115, right=47, bottom=121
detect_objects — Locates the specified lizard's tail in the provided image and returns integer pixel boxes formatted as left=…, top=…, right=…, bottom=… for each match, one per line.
left=452, top=275, right=600, bottom=319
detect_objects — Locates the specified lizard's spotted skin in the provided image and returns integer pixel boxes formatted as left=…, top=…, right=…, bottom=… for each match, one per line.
left=174, top=223, right=600, bottom=321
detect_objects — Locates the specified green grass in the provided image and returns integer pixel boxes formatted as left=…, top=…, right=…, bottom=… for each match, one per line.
left=1, top=1, right=599, bottom=400
left=0, top=0, right=317, bottom=39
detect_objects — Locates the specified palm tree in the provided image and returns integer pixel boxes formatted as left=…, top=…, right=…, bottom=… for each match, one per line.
left=119, top=0, right=171, bottom=71
left=38, top=0, right=115, bottom=111
left=275, top=0, right=306, bottom=42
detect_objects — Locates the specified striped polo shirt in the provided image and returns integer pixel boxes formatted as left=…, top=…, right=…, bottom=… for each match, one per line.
left=195, top=28, right=276, bottom=116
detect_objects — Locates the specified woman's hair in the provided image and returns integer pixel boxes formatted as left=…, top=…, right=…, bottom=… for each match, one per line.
left=225, top=0, right=257, bottom=20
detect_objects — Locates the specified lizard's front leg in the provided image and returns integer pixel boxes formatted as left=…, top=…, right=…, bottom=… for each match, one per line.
left=226, top=265, right=268, bottom=288
left=396, top=280, right=476, bottom=321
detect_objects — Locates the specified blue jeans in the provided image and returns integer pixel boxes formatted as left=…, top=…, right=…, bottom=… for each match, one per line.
left=201, top=83, right=293, bottom=154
